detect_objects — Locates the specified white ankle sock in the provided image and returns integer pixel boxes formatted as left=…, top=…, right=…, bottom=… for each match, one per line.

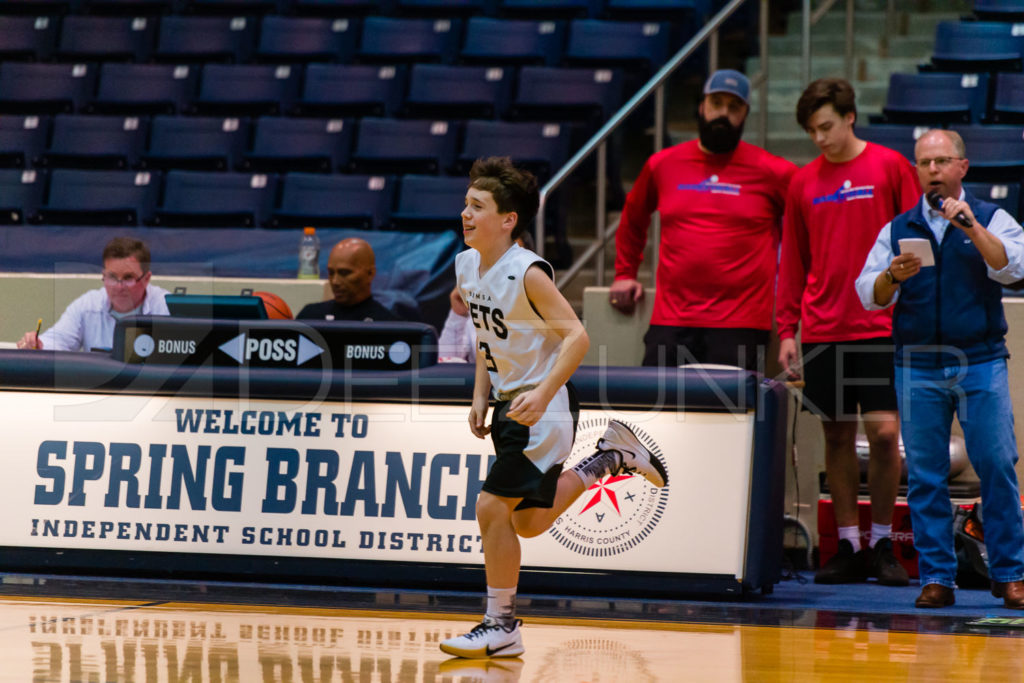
left=837, top=525, right=860, bottom=548
left=486, top=586, right=517, bottom=625
left=869, top=523, right=892, bottom=548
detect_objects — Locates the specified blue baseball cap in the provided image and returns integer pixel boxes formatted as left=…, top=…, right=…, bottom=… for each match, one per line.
left=703, top=69, right=750, bottom=104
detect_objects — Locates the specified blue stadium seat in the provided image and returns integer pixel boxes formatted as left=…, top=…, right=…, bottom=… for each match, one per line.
left=509, top=66, right=623, bottom=126
left=87, top=63, right=199, bottom=116
left=292, top=0, right=395, bottom=15
left=0, top=115, right=51, bottom=169
left=396, top=0, right=496, bottom=15
left=293, top=64, right=406, bottom=117
left=38, top=114, right=148, bottom=170
left=154, top=170, right=278, bottom=227
left=965, top=181, right=1021, bottom=218
left=603, top=0, right=704, bottom=22
left=401, top=64, right=513, bottom=119
left=973, top=0, right=1024, bottom=21
left=0, top=63, right=98, bottom=115
left=498, top=0, right=600, bottom=18
left=56, top=15, right=157, bottom=62
left=990, top=73, right=1024, bottom=124
left=271, top=173, right=395, bottom=229
left=564, top=19, right=671, bottom=73
left=0, top=0, right=82, bottom=14
left=33, top=169, right=159, bottom=226
left=154, top=16, right=257, bottom=63
left=350, top=117, right=459, bottom=174
left=930, top=21, right=1024, bottom=72
left=181, top=0, right=281, bottom=14
left=882, top=72, right=988, bottom=125
left=954, top=125, right=1024, bottom=181
left=0, top=16, right=58, bottom=61
left=0, top=169, right=45, bottom=225
left=140, top=115, right=250, bottom=171
left=240, top=117, right=354, bottom=173
left=82, top=0, right=178, bottom=13
left=190, top=63, right=301, bottom=116
left=460, top=17, right=565, bottom=66
left=390, top=173, right=467, bottom=230
left=255, top=16, right=359, bottom=63
left=458, top=119, right=571, bottom=180
left=357, top=16, right=463, bottom=64
left=858, top=124, right=924, bottom=162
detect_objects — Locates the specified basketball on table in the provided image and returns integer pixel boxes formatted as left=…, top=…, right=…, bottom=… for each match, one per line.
left=253, top=291, right=293, bottom=319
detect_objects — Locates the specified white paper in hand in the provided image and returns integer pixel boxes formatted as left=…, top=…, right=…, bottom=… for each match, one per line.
left=898, top=238, right=935, bottom=267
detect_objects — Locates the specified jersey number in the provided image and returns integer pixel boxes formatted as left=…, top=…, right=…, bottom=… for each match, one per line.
left=479, top=341, right=498, bottom=372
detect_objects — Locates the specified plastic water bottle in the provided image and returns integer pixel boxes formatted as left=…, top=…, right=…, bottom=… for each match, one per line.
left=297, top=226, right=320, bottom=279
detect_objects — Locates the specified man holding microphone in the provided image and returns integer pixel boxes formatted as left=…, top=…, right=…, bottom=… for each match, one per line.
left=855, top=128, right=1024, bottom=609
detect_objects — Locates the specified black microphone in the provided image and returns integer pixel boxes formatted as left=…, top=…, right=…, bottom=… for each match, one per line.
left=926, top=191, right=973, bottom=229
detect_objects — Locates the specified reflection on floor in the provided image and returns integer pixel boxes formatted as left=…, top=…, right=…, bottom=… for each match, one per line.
left=6, top=594, right=1024, bottom=682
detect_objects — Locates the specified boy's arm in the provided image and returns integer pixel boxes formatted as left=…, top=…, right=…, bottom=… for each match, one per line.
left=506, top=264, right=590, bottom=426
left=469, top=345, right=492, bottom=438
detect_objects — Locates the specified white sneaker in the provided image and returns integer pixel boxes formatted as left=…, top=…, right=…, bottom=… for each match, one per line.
left=439, top=618, right=524, bottom=659
left=596, top=420, right=668, bottom=487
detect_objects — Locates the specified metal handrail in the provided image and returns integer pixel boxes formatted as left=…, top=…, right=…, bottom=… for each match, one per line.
left=544, top=0, right=769, bottom=287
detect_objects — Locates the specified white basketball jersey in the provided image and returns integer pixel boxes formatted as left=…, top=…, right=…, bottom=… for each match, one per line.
left=455, top=244, right=562, bottom=397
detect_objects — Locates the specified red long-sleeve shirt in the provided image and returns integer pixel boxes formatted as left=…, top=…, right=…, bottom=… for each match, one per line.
left=776, top=142, right=921, bottom=342
left=615, top=140, right=796, bottom=330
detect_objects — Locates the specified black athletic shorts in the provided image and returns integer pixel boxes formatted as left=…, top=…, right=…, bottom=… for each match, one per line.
left=483, top=382, right=580, bottom=510
left=801, top=337, right=898, bottom=421
left=642, top=325, right=769, bottom=372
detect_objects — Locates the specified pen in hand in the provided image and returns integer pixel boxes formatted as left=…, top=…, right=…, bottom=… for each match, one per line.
left=33, top=318, right=41, bottom=349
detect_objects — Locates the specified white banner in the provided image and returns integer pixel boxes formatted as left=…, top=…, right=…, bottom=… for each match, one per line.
left=2, top=391, right=756, bottom=577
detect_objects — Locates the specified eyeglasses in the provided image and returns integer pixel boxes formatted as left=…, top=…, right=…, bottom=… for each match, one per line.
left=916, top=156, right=964, bottom=169
left=102, top=273, right=144, bottom=287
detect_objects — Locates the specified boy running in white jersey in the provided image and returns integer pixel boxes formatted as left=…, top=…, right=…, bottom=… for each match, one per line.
left=440, top=157, right=669, bottom=660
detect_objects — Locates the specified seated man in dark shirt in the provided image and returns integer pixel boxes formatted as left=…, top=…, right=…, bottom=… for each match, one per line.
left=296, top=237, right=399, bottom=321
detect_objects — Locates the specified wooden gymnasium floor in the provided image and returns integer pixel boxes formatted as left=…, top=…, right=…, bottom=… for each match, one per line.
left=5, top=573, right=1024, bottom=682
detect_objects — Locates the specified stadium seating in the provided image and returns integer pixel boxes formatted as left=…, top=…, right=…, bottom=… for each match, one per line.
left=965, top=180, right=1022, bottom=218
left=508, top=65, right=624, bottom=126
left=460, top=17, right=566, bottom=66
left=357, top=16, right=463, bottom=63
left=32, top=168, right=160, bottom=226
left=458, top=119, right=572, bottom=179
left=390, top=173, right=467, bottom=230
left=189, top=63, right=301, bottom=116
left=881, top=72, right=988, bottom=126
left=973, top=0, right=1024, bottom=21
left=929, top=21, right=1024, bottom=72
left=139, top=116, right=251, bottom=171
left=0, top=15, right=58, bottom=62
left=0, top=115, right=51, bottom=169
left=953, top=125, right=1024, bottom=181
left=0, top=62, right=98, bottom=115
left=87, top=63, right=199, bottom=116
left=401, top=64, right=513, bottom=119
left=291, top=0, right=394, bottom=16
left=271, top=173, right=395, bottom=229
left=564, top=19, right=671, bottom=74
left=857, top=125, right=922, bottom=162
left=154, top=16, right=257, bottom=63
left=55, top=15, right=158, bottom=62
left=254, top=15, right=360, bottom=63
left=396, top=0, right=496, bottom=15
left=349, top=117, right=459, bottom=174
left=153, top=170, right=278, bottom=227
left=182, top=0, right=281, bottom=14
left=989, top=73, right=1024, bottom=124
left=498, top=0, right=600, bottom=19
left=84, top=0, right=177, bottom=13
left=604, top=0, right=703, bottom=22
left=0, top=169, right=44, bottom=225
left=240, top=116, right=354, bottom=173
left=292, top=64, right=407, bottom=117
left=37, top=114, right=148, bottom=170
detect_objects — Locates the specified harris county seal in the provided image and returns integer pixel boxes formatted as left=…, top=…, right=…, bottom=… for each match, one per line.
left=549, top=418, right=669, bottom=557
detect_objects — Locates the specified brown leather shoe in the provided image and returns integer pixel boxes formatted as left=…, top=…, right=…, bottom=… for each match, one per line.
left=991, top=580, right=1024, bottom=609
left=915, top=583, right=955, bottom=608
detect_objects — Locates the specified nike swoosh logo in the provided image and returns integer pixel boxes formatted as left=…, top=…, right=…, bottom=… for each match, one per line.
left=486, top=642, right=516, bottom=656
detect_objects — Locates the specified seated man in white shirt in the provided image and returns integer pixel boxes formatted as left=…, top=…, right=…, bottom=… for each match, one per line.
left=16, top=236, right=170, bottom=352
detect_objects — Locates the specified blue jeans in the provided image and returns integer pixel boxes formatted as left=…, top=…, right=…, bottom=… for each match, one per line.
left=896, top=358, right=1024, bottom=587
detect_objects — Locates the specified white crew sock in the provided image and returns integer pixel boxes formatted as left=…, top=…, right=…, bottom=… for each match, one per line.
left=486, top=585, right=517, bottom=626
left=869, top=522, right=892, bottom=548
left=837, top=524, right=861, bottom=549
